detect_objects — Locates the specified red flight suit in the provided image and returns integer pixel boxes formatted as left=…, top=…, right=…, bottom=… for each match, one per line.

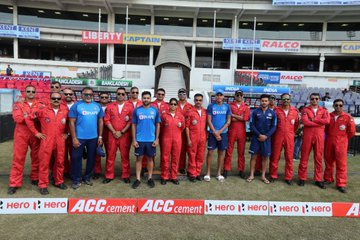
left=160, top=111, right=185, bottom=180
left=9, top=100, right=41, bottom=187
left=224, top=101, right=250, bottom=172
left=298, top=105, right=330, bottom=181
left=104, top=102, right=133, bottom=179
left=324, top=111, right=355, bottom=187
left=270, top=106, right=299, bottom=180
left=27, top=105, right=68, bottom=188
left=94, top=105, right=109, bottom=175
left=177, top=101, right=193, bottom=171
left=186, top=107, right=207, bottom=178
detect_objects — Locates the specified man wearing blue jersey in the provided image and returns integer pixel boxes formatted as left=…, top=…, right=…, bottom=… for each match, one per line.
left=131, top=91, right=161, bottom=189
left=204, top=89, right=231, bottom=182
left=247, top=94, right=277, bottom=184
left=69, top=87, right=104, bottom=189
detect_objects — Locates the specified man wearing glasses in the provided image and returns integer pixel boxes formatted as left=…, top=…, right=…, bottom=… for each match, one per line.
left=324, top=99, right=355, bottom=193
left=69, top=87, right=104, bottom=189
left=269, top=93, right=299, bottom=185
left=127, top=87, right=142, bottom=109
left=8, top=85, right=42, bottom=195
left=224, top=90, right=250, bottom=179
left=26, top=92, right=69, bottom=195
left=151, top=88, right=169, bottom=115
left=94, top=92, right=110, bottom=179
left=186, top=93, right=207, bottom=182
left=132, top=91, right=161, bottom=189
left=104, top=87, right=133, bottom=184
left=177, top=88, right=193, bottom=175
left=204, top=89, right=232, bottom=182
left=62, top=88, right=75, bottom=178
left=298, top=93, right=330, bottom=189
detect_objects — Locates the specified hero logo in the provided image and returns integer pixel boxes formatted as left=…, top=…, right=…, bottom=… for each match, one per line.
left=0, top=199, right=68, bottom=214
left=270, top=202, right=332, bottom=216
left=139, top=114, right=155, bottom=120
left=205, top=201, right=268, bottom=216
left=82, top=111, right=98, bottom=116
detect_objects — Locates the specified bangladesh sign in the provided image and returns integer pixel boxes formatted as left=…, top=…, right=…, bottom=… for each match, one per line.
left=51, top=78, right=132, bottom=87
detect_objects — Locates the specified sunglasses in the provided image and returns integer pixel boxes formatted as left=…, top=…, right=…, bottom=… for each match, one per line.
left=334, top=104, right=343, bottom=107
left=26, top=90, right=36, bottom=93
left=100, top=96, right=109, bottom=99
left=310, top=97, right=319, bottom=100
left=117, top=93, right=126, bottom=96
left=195, top=99, right=203, bottom=102
left=51, top=85, right=60, bottom=89
left=132, top=91, right=139, bottom=94
left=157, top=93, right=165, bottom=96
left=170, top=103, right=177, bottom=106
left=178, top=92, right=186, bottom=95
left=51, top=97, right=61, bottom=101
left=84, top=94, right=93, bottom=97
left=282, top=98, right=290, bottom=101
left=64, top=93, right=73, bottom=96
left=236, top=94, right=243, bottom=97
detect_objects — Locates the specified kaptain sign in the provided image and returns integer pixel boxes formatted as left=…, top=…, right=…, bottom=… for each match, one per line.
left=68, top=199, right=137, bottom=214
left=138, top=199, right=204, bottom=214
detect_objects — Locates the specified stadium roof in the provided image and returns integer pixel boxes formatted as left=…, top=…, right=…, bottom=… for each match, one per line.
left=1, top=0, right=360, bottom=22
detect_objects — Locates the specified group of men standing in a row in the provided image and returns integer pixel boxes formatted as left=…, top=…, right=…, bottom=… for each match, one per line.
left=7, top=82, right=355, bottom=195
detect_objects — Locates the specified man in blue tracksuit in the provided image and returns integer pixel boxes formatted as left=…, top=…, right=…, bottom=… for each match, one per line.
left=247, top=94, right=277, bottom=184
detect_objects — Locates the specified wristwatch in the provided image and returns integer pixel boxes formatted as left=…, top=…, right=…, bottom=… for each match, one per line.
left=99, top=136, right=103, bottom=139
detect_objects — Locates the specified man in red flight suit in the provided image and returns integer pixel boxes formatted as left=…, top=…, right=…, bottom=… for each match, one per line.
left=103, top=87, right=133, bottom=184
left=177, top=88, right=193, bottom=175
left=298, top=93, right=330, bottom=189
left=160, top=98, right=185, bottom=185
left=186, top=93, right=207, bottom=182
left=94, top=92, right=110, bottom=179
left=62, top=88, right=75, bottom=178
left=223, top=90, right=250, bottom=179
left=269, top=93, right=299, bottom=185
left=324, top=99, right=355, bottom=193
left=8, top=85, right=41, bottom=195
left=255, top=94, right=277, bottom=175
left=127, top=86, right=142, bottom=109
left=27, top=92, right=69, bottom=195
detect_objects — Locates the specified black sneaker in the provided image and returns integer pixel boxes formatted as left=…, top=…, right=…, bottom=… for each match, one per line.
left=269, top=178, right=277, bottom=183
left=147, top=178, right=155, bottom=188
left=93, top=173, right=101, bottom=180
left=179, top=169, right=186, bottom=174
left=31, top=180, right=39, bottom=186
left=298, top=180, right=305, bottom=186
left=285, top=180, right=293, bottom=186
left=71, top=183, right=81, bottom=190
left=132, top=179, right=141, bottom=189
left=83, top=179, right=93, bottom=186
left=7, top=187, right=17, bottom=195
left=239, top=171, right=246, bottom=179
left=325, top=181, right=334, bottom=185
left=171, top=179, right=180, bottom=185
left=337, top=187, right=347, bottom=193
left=223, top=170, right=228, bottom=179
left=315, top=181, right=326, bottom=189
left=39, top=188, right=49, bottom=195
left=102, top=178, right=113, bottom=184
left=55, top=183, right=68, bottom=190
left=123, top=178, right=131, bottom=184
left=161, top=179, right=167, bottom=185
left=189, top=177, right=196, bottom=182
left=196, top=176, right=202, bottom=181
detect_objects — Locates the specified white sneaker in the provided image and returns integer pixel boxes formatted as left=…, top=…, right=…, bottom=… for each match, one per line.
left=216, top=175, right=225, bottom=182
left=204, top=175, right=211, bottom=182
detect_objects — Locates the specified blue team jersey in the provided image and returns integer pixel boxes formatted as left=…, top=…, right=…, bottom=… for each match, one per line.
left=207, top=102, right=232, bottom=133
left=69, top=101, right=104, bottom=139
left=250, top=107, right=277, bottom=137
left=132, top=106, right=161, bottom=142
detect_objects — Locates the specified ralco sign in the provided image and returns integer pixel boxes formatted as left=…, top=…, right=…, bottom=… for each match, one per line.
left=260, top=40, right=301, bottom=52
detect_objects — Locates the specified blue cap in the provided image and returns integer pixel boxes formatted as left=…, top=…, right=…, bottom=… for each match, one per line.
left=96, top=145, right=105, bottom=157
left=215, top=89, right=224, bottom=95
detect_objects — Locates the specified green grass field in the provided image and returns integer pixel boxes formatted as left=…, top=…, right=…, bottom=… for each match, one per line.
left=0, top=140, right=359, bottom=239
